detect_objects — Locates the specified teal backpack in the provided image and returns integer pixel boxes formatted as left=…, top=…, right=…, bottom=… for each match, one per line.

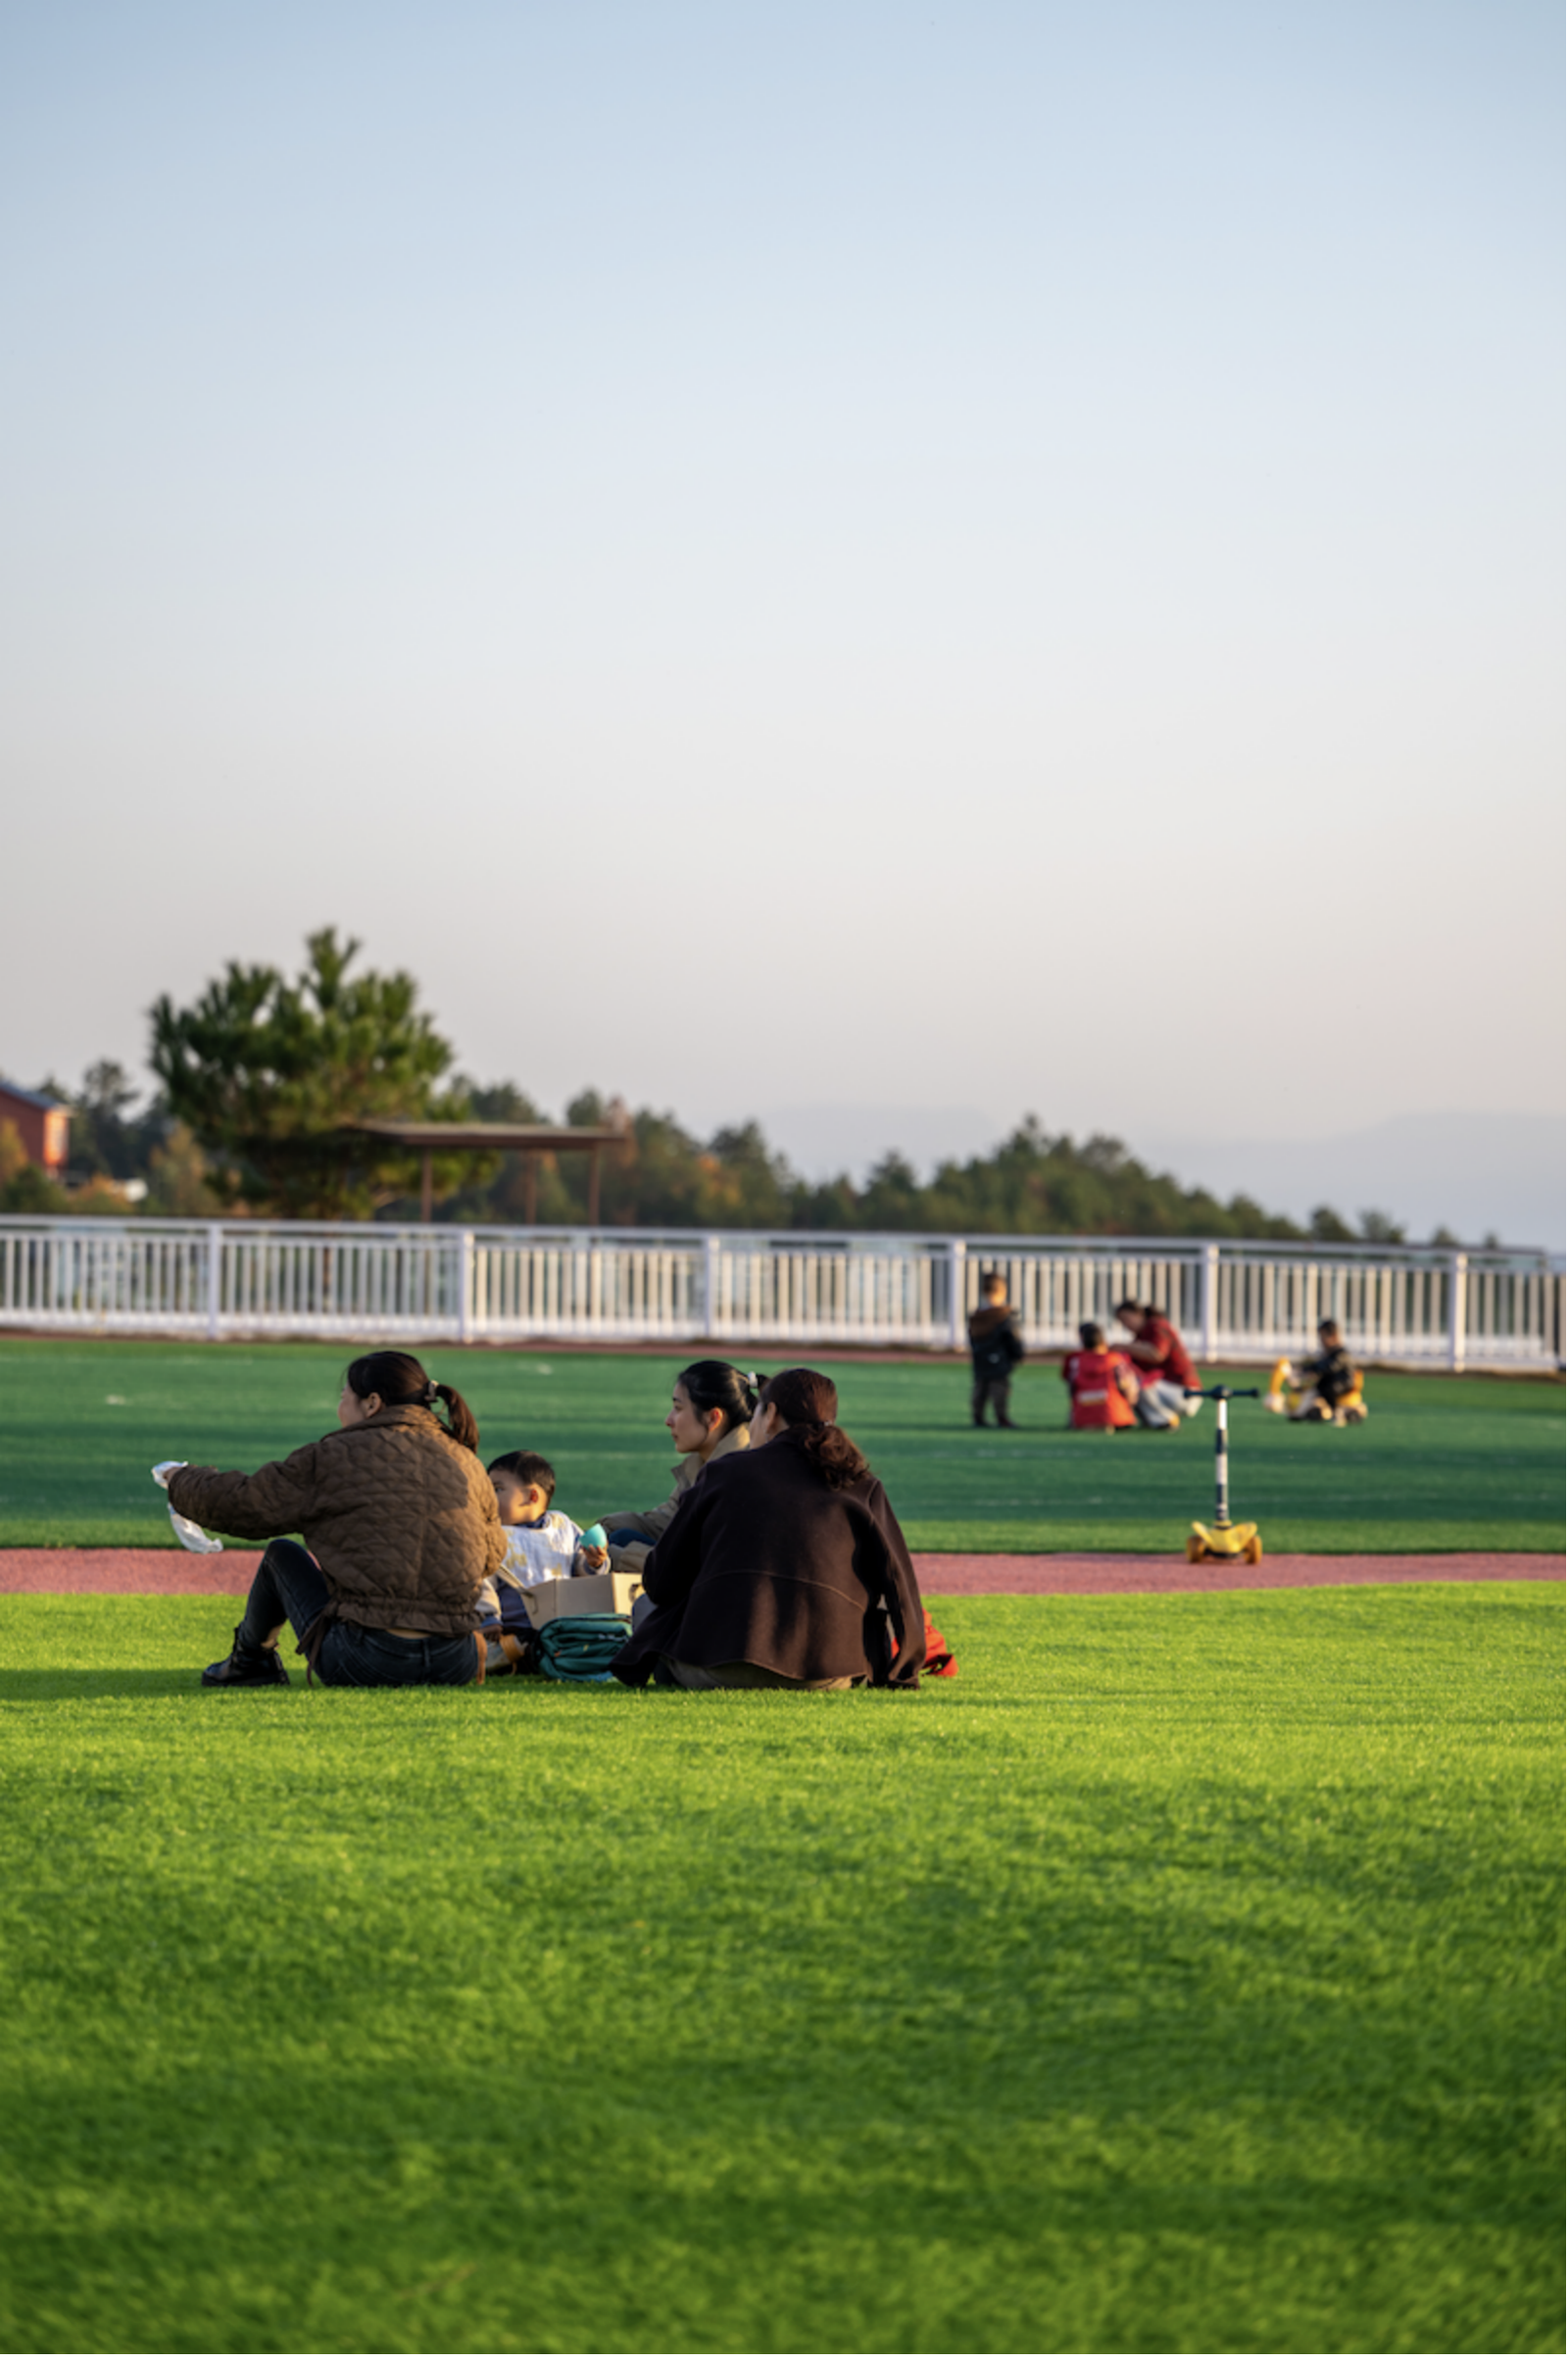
left=535, top=1614, right=630, bottom=1685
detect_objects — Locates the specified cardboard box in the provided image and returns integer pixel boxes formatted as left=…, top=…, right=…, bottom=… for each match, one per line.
left=512, top=1569, right=642, bottom=1627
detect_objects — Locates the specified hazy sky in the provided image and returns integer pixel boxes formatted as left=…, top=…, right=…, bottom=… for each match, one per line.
left=2, top=0, right=1561, bottom=1171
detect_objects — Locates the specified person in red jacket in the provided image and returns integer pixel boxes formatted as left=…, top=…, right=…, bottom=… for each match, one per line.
left=1113, top=1299, right=1200, bottom=1428
left=1061, top=1322, right=1139, bottom=1429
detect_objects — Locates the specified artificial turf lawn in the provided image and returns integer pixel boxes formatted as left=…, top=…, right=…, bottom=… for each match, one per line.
left=0, top=1337, right=1561, bottom=1553
left=0, top=1587, right=1560, bottom=2353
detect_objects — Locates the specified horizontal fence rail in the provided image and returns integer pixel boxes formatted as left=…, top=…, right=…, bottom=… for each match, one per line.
left=0, top=1218, right=1561, bottom=1370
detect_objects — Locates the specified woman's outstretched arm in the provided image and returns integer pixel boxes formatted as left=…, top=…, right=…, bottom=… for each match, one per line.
left=167, top=1444, right=325, bottom=1542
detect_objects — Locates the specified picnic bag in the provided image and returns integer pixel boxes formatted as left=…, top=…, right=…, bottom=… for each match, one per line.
left=536, top=1613, right=631, bottom=1684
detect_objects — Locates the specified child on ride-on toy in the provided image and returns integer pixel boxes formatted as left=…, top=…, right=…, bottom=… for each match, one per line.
left=1264, top=1320, right=1368, bottom=1424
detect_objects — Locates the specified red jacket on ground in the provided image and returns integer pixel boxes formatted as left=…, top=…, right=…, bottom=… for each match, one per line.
left=1062, top=1347, right=1137, bottom=1428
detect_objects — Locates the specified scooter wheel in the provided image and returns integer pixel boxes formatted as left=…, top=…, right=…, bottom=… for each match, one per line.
left=1244, top=1536, right=1263, bottom=1564
left=1185, top=1537, right=1205, bottom=1563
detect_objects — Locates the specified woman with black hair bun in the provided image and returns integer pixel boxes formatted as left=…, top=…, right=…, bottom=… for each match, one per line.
left=591, top=1359, right=762, bottom=1578
left=611, top=1367, right=927, bottom=1691
left=167, top=1350, right=505, bottom=1690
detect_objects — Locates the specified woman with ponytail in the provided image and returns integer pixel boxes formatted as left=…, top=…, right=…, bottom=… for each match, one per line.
left=168, top=1350, right=505, bottom=1690
left=591, top=1359, right=761, bottom=1578
left=612, top=1367, right=927, bottom=1691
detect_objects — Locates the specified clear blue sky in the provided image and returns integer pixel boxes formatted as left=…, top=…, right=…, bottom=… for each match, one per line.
left=1, top=0, right=1561, bottom=1173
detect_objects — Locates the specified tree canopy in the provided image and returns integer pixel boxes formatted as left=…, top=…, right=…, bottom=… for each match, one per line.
left=149, top=930, right=479, bottom=1218
left=428, top=1101, right=1386, bottom=1242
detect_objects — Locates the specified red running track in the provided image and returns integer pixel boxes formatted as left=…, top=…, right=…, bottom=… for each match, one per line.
left=0, top=1547, right=1560, bottom=1597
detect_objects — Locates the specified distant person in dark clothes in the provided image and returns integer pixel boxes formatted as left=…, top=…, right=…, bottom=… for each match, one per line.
left=1113, top=1300, right=1200, bottom=1428
left=968, top=1271, right=1024, bottom=1427
left=612, top=1366, right=926, bottom=1691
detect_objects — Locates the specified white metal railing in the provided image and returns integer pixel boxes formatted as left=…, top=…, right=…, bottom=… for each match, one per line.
left=0, top=1218, right=1560, bottom=1370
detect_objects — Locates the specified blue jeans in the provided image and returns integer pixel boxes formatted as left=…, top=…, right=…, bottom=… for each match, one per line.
left=239, top=1538, right=478, bottom=1689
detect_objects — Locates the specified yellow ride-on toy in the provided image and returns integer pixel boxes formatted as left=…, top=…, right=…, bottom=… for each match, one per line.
left=1183, top=1383, right=1264, bottom=1563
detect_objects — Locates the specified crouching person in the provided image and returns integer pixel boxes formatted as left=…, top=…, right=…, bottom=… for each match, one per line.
left=612, top=1367, right=926, bottom=1692
left=171, top=1352, right=506, bottom=1689
left=1114, top=1299, right=1200, bottom=1429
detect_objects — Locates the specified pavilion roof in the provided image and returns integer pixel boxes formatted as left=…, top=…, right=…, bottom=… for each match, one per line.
left=349, top=1120, right=627, bottom=1154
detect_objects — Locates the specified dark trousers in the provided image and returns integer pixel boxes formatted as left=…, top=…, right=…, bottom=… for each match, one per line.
left=972, top=1373, right=1012, bottom=1425
left=238, top=1539, right=478, bottom=1689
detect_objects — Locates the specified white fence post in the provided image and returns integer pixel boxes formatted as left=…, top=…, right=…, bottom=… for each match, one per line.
left=1200, top=1241, right=1219, bottom=1364
left=205, top=1222, right=222, bottom=1340
left=948, top=1238, right=966, bottom=1351
left=702, top=1235, right=720, bottom=1339
left=1448, top=1251, right=1468, bottom=1374
left=458, top=1230, right=474, bottom=1343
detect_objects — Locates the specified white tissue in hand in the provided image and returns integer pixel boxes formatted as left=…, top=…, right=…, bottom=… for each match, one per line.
left=168, top=1508, right=224, bottom=1554
left=151, top=1460, right=224, bottom=1553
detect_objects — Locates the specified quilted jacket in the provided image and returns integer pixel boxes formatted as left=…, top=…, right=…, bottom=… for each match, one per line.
left=167, top=1404, right=506, bottom=1637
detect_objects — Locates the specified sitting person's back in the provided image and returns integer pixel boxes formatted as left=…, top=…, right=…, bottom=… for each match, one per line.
left=612, top=1367, right=925, bottom=1690
left=1062, top=1321, right=1138, bottom=1428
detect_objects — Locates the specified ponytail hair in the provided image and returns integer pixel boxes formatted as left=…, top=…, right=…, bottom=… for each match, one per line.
left=758, top=1366, right=870, bottom=1492
left=675, top=1359, right=765, bottom=1436
left=343, top=1351, right=479, bottom=1454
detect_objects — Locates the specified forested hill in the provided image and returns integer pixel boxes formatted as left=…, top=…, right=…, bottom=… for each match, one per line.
left=440, top=1091, right=1402, bottom=1245
left=7, top=1064, right=1412, bottom=1243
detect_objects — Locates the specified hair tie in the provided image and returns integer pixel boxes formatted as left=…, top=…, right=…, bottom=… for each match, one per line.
left=423, top=1380, right=439, bottom=1405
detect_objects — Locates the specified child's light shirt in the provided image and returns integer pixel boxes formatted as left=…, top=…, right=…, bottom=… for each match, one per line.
left=498, top=1509, right=586, bottom=1588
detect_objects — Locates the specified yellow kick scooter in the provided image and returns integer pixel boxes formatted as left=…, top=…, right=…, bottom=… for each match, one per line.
left=1183, top=1384, right=1264, bottom=1563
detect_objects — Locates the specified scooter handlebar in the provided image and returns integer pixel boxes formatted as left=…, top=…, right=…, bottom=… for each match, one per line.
left=1183, top=1385, right=1261, bottom=1400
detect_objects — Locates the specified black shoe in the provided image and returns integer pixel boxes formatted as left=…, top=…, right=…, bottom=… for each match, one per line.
left=202, top=1626, right=290, bottom=1688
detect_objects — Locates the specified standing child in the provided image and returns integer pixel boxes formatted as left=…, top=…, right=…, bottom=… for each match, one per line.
left=968, top=1271, right=1025, bottom=1428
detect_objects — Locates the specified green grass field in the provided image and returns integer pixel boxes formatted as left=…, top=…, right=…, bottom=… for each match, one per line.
left=0, top=1337, right=1561, bottom=1552
left=0, top=1585, right=1560, bottom=2353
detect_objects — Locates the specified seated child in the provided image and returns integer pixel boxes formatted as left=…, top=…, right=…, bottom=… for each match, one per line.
left=1265, top=1321, right=1367, bottom=1424
left=478, top=1450, right=611, bottom=1672
left=1061, top=1320, right=1139, bottom=1429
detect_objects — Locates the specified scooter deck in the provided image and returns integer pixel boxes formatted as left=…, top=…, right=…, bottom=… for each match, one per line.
left=1188, top=1520, right=1263, bottom=1564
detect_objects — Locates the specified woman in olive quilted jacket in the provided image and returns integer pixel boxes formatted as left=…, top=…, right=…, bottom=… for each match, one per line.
left=169, top=1351, right=506, bottom=1691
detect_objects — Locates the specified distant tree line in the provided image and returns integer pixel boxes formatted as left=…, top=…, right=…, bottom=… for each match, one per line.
left=2, top=930, right=1452, bottom=1244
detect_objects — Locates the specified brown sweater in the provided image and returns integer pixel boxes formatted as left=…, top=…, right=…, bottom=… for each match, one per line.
left=167, top=1404, right=506, bottom=1637
left=612, top=1432, right=927, bottom=1688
